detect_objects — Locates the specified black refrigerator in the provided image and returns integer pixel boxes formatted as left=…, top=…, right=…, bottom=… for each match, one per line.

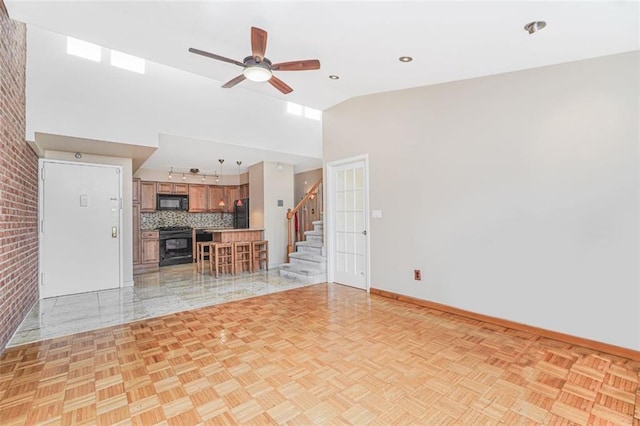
left=234, top=199, right=249, bottom=229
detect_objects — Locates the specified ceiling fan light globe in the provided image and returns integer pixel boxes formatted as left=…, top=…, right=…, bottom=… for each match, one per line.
left=243, top=66, right=272, bottom=82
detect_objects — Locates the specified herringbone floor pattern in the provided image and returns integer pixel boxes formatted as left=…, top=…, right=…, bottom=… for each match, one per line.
left=1, top=283, right=638, bottom=425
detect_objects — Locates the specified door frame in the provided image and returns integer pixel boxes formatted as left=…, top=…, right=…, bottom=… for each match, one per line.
left=326, top=154, right=371, bottom=291
left=38, top=159, right=124, bottom=298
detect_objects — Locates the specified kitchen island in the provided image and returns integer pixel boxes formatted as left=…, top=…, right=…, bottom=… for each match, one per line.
left=205, top=228, right=264, bottom=243
left=191, top=228, right=264, bottom=261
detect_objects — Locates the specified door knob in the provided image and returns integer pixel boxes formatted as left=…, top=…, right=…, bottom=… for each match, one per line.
left=362, top=230, right=367, bottom=236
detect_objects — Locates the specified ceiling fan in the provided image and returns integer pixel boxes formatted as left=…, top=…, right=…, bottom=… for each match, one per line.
left=189, top=27, right=320, bottom=94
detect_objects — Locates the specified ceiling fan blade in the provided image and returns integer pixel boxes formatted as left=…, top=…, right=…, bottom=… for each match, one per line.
left=251, top=27, right=268, bottom=61
left=268, top=76, right=293, bottom=94
left=272, top=59, right=321, bottom=71
left=222, top=74, right=246, bottom=88
left=189, top=48, right=245, bottom=67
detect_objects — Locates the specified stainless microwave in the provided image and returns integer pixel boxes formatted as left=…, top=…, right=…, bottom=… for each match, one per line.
left=157, top=194, right=189, bottom=211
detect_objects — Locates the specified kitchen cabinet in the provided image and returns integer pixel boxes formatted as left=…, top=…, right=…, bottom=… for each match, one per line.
left=239, top=183, right=249, bottom=200
left=140, top=181, right=156, bottom=212
left=140, top=231, right=160, bottom=264
left=188, top=184, right=207, bottom=212
left=132, top=203, right=140, bottom=265
left=157, top=182, right=189, bottom=195
left=224, top=186, right=240, bottom=213
left=207, top=186, right=225, bottom=212
left=132, top=179, right=140, bottom=204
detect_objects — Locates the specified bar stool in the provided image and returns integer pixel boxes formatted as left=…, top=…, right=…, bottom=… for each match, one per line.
left=252, top=240, right=269, bottom=271
left=196, top=242, right=213, bottom=274
left=210, top=243, right=235, bottom=278
left=234, top=241, right=252, bottom=274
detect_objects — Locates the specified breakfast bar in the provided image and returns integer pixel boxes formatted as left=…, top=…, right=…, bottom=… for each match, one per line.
left=206, top=228, right=264, bottom=243
left=191, top=228, right=265, bottom=268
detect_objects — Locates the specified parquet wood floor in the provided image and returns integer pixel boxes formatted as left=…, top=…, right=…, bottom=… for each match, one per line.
left=1, top=283, right=638, bottom=425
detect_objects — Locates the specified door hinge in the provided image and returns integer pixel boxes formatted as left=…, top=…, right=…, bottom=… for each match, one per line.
left=40, top=220, right=44, bottom=233
left=41, top=167, right=45, bottom=181
left=40, top=272, right=44, bottom=287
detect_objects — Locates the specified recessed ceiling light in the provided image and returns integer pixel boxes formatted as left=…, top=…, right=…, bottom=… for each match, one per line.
left=399, top=56, right=413, bottom=63
left=329, top=75, right=340, bottom=80
left=524, top=21, right=547, bottom=34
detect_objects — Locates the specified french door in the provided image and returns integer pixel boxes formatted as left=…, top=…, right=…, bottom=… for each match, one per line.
left=327, top=156, right=369, bottom=290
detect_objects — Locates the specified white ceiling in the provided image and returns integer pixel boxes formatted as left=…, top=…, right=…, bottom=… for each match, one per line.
left=7, top=1, right=639, bottom=112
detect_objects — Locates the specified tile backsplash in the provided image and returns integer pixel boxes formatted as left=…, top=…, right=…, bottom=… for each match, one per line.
left=141, top=211, right=234, bottom=230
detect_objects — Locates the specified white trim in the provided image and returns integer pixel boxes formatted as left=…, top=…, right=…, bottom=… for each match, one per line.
left=325, top=154, right=370, bottom=292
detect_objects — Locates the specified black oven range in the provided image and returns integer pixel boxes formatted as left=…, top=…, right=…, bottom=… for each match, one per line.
left=159, top=226, right=193, bottom=266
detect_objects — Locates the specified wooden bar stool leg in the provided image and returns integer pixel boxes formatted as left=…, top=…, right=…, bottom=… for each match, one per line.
left=209, top=243, right=216, bottom=277
left=251, top=240, right=269, bottom=272
left=211, top=243, right=235, bottom=278
left=233, top=242, right=251, bottom=275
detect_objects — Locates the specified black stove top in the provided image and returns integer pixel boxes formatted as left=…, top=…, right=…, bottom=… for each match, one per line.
left=158, top=226, right=192, bottom=232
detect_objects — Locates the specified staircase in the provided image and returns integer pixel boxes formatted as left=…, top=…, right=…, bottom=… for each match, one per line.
left=280, top=220, right=327, bottom=284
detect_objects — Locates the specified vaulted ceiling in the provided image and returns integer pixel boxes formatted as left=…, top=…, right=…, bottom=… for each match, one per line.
left=6, top=1, right=639, bottom=174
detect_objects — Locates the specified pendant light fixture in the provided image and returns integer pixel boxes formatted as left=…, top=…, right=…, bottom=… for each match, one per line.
left=218, top=159, right=225, bottom=207
left=236, top=161, right=243, bottom=207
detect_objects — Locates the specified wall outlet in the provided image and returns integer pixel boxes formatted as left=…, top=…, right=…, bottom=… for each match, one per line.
left=414, top=269, right=421, bottom=280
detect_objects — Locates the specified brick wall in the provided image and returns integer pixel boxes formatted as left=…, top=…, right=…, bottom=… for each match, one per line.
left=0, top=1, right=39, bottom=353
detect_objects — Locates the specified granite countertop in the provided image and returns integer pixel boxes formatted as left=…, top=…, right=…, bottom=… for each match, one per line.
left=192, top=227, right=234, bottom=230
left=202, top=228, right=264, bottom=233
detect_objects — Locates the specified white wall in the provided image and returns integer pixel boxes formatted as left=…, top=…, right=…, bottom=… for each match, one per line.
left=263, top=162, right=294, bottom=267
left=248, top=162, right=265, bottom=231
left=44, top=150, right=134, bottom=285
left=294, top=168, right=322, bottom=203
left=25, top=26, right=322, bottom=158
left=248, top=161, right=294, bottom=266
left=323, top=51, right=639, bottom=350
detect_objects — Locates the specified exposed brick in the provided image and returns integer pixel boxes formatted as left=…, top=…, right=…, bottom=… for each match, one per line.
left=0, top=0, right=39, bottom=353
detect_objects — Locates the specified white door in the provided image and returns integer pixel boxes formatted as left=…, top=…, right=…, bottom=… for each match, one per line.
left=40, top=160, right=122, bottom=298
left=328, top=157, right=369, bottom=290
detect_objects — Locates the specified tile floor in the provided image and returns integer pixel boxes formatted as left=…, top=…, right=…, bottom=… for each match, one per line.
left=8, top=264, right=311, bottom=347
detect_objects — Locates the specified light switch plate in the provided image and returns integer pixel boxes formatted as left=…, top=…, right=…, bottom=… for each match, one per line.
left=372, top=209, right=382, bottom=219
left=80, top=195, right=89, bottom=207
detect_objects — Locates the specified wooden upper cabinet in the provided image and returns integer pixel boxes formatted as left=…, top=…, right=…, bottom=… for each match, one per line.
left=188, top=184, right=207, bottom=212
left=207, top=186, right=225, bottom=212
left=132, top=179, right=140, bottom=204
left=140, top=181, right=157, bottom=212
left=239, top=183, right=249, bottom=200
left=224, top=186, right=240, bottom=213
left=173, top=183, right=189, bottom=194
left=157, top=182, right=189, bottom=195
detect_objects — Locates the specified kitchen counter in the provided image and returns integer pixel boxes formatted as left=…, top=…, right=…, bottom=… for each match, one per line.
left=192, top=226, right=234, bottom=230
left=191, top=228, right=265, bottom=260
left=206, top=228, right=264, bottom=243
left=202, top=228, right=264, bottom=233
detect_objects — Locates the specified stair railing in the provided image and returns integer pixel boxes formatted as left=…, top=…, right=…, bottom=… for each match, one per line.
left=286, top=177, right=323, bottom=259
